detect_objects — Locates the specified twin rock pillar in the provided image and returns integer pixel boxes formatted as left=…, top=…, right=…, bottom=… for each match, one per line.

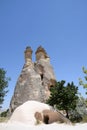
left=9, top=46, right=56, bottom=114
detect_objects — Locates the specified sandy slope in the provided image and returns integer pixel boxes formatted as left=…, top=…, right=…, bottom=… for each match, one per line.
left=0, top=122, right=87, bottom=130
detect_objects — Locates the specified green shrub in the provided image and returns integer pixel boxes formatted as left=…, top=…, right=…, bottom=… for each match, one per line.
left=0, top=109, right=9, bottom=117
left=69, top=110, right=83, bottom=123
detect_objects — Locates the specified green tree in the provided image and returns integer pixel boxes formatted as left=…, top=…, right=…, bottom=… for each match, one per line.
left=79, top=66, right=87, bottom=94
left=0, top=68, right=10, bottom=108
left=47, top=80, right=78, bottom=119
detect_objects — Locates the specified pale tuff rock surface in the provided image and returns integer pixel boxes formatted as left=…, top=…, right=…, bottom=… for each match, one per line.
left=9, top=46, right=56, bottom=113
left=9, top=100, right=51, bottom=125
left=9, top=100, right=71, bottom=125
left=1, top=101, right=87, bottom=130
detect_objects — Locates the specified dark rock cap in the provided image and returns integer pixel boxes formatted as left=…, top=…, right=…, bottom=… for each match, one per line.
left=35, top=46, right=47, bottom=55
left=24, top=46, right=33, bottom=53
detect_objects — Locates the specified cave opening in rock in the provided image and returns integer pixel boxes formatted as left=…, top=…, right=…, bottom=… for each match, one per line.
left=40, top=74, right=43, bottom=80
left=43, top=115, right=49, bottom=124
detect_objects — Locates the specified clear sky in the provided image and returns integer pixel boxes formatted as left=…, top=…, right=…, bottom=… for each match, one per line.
left=0, top=0, right=87, bottom=109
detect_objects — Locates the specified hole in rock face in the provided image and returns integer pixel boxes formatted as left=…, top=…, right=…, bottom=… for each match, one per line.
left=49, top=85, right=54, bottom=90
left=43, top=115, right=49, bottom=124
left=50, top=85, right=54, bottom=87
left=40, top=74, right=43, bottom=80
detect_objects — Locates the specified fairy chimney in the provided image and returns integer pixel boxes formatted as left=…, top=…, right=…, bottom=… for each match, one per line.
left=35, top=46, right=49, bottom=61
left=9, top=46, right=56, bottom=114
left=24, top=46, right=33, bottom=65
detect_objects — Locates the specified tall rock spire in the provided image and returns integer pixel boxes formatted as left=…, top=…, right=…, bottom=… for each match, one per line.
left=9, top=46, right=56, bottom=114
left=35, top=46, right=49, bottom=61
left=24, top=46, right=33, bottom=65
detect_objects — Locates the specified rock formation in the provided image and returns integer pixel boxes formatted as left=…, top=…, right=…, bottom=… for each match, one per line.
left=9, top=46, right=56, bottom=114
left=35, top=109, right=71, bottom=124
left=9, top=100, right=71, bottom=125
left=9, top=100, right=51, bottom=125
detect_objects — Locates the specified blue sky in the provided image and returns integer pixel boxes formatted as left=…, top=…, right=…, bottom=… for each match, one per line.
left=0, top=0, right=87, bottom=109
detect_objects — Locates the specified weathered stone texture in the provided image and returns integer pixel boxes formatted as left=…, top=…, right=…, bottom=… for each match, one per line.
left=34, top=109, right=71, bottom=124
left=9, top=46, right=56, bottom=114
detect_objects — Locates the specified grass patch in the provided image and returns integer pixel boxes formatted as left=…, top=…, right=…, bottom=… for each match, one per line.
left=0, top=117, right=9, bottom=123
left=82, top=115, right=87, bottom=123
